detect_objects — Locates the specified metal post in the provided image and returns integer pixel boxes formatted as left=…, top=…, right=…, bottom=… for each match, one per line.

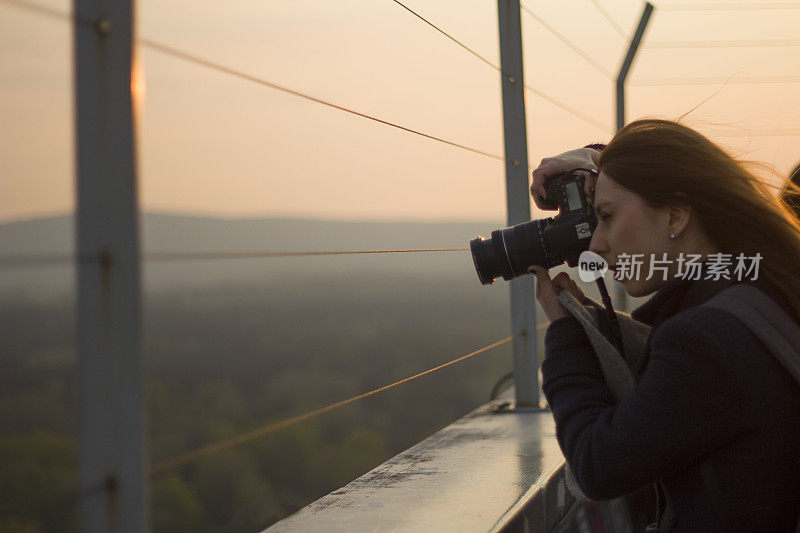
left=75, top=0, right=146, bottom=531
left=497, top=0, right=539, bottom=408
left=616, top=2, right=654, bottom=132
left=614, top=1, right=654, bottom=311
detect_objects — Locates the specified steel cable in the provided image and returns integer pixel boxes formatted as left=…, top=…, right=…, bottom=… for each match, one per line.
left=656, top=2, right=800, bottom=11
left=645, top=39, right=800, bottom=48
left=520, top=1, right=613, bottom=79
left=150, top=334, right=519, bottom=474
left=632, top=74, right=800, bottom=85
left=2, top=0, right=613, bottom=137
left=0, top=248, right=470, bottom=268
left=389, top=0, right=500, bottom=71
left=141, top=39, right=506, bottom=162
left=588, top=0, right=627, bottom=38
left=2, top=0, right=506, bottom=162
left=385, top=0, right=612, bottom=131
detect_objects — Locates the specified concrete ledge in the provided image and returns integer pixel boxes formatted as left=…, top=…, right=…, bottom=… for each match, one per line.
left=265, top=391, right=579, bottom=532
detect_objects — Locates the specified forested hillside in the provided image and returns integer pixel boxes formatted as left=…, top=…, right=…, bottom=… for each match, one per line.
left=2, top=214, right=541, bottom=531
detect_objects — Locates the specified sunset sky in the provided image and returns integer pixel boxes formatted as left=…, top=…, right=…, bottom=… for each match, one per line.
left=1, top=0, right=799, bottom=223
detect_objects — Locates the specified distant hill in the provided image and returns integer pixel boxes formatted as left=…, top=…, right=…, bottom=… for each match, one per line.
left=0, top=213, right=507, bottom=297
left=0, top=213, right=504, bottom=255
left=1, top=212, right=637, bottom=307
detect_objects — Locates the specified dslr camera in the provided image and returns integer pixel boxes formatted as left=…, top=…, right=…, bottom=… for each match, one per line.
left=470, top=170, right=596, bottom=285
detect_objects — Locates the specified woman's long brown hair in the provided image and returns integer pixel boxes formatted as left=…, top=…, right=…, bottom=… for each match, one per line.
left=599, top=119, right=800, bottom=322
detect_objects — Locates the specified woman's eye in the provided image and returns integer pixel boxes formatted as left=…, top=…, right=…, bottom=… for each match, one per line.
left=598, top=213, right=611, bottom=222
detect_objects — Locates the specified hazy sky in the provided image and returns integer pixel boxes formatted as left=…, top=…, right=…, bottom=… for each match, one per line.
left=1, top=0, right=799, bottom=223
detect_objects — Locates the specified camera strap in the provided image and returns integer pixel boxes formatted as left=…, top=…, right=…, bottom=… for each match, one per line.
left=595, top=277, right=627, bottom=361
left=554, top=290, right=651, bottom=506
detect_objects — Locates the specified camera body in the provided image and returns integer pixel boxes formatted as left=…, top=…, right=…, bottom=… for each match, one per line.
left=470, top=170, right=596, bottom=285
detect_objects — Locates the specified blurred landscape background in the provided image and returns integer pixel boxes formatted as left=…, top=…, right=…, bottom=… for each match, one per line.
left=3, top=213, right=590, bottom=531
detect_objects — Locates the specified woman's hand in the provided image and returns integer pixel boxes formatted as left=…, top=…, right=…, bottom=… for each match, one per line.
left=530, top=148, right=600, bottom=209
left=528, top=265, right=585, bottom=322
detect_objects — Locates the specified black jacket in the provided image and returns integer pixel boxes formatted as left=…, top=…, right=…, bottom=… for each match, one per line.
left=542, top=275, right=800, bottom=532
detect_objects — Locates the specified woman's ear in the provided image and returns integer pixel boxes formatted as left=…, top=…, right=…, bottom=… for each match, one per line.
left=666, top=201, right=692, bottom=237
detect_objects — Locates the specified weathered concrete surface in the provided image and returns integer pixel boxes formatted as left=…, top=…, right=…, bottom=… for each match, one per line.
left=265, top=392, right=574, bottom=532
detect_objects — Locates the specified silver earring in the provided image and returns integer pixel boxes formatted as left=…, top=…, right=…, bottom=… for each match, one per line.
left=669, top=232, right=676, bottom=239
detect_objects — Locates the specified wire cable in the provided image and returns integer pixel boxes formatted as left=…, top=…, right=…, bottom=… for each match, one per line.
left=588, top=0, right=627, bottom=38
left=141, top=39, right=506, bottom=162
left=656, top=2, right=800, bottom=11
left=711, top=128, right=800, bottom=137
left=645, top=39, right=800, bottom=48
left=389, top=0, right=500, bottom=72
left=1, top=0, right=72, bottom=21
left=2, top=0, right=611, bottom=138
left=632, top=74, right=800, bottom=85
left=5, top=0, right=612, bottom=161
left=2, top=0, right=505, bottom=162
left=520, top=2, right=613, bottom=79
left=386, top=0, right=612, bottom=131
left=145, top=248, right=470, bottom=261
left=0, top=248, right=470, bottom=268
left=524, top=84, right=612, bottom=133
left=0, top=254, right=75, bottom=267
left=143, top=44, right=612, bottom=148
left=149, top=334, right=515, bottom=474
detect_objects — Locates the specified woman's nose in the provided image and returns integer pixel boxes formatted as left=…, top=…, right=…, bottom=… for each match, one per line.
left=589, top=231, right=608, bottom=256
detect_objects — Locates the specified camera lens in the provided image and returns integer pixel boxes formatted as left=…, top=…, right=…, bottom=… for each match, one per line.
left=470, top=219, right=551, bottom=285
left=470, top=171, right=595, bottom=285
left=470, top=233, right=505, bottom=285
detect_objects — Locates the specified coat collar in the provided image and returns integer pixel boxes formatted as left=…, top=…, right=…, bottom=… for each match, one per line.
left=630, top=274, right=736, bottom=330
left=625, top=262, right=793, bottom=379
left=629, top=259, right=791, bottom=330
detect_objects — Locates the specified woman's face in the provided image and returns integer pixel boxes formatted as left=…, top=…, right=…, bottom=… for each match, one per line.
left=588, top=172, right=674, bottom=297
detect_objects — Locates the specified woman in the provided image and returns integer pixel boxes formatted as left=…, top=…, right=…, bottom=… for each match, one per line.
left=528, top=119, right=800, bottom=532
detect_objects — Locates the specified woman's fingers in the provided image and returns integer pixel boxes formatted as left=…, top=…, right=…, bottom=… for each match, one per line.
left=528, top=266, right=550, bottom=300
left=551, top=272, right=579, bottom=300
left=530, top=148, right=600, bottom=209
left=530, top=159, right=563, bottom=208
left=530, top=169, right=548, bottom=208
left=552, top=272, right=572, bottom=289
left=527, top=266, right=574, bottom=322
left=530, top=268, right=568, bottom=298
left=542, top=270, right=585, bottom=300
left=555, top=273, right=586, bottom=299
left=584, top=172, right=598, bottom=199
